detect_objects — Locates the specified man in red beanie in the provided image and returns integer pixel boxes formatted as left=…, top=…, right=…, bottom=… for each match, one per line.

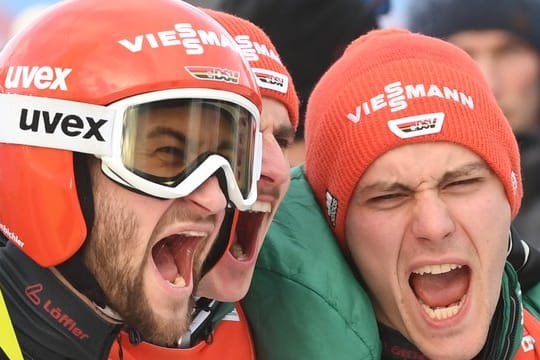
left=408, top=0, right=540, bottom=250
left=108, top=8, right=299, bottom=360
left=244, top=28, right=540, bottom=359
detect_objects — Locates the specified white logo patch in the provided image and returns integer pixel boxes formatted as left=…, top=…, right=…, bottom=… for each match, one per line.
left=387, top=112, right=445, bottom=139
left=511, top=171, right=518, bottom=194
left=252, top=68, right=288, bottom=94
left=325, top=191, right=338, bottom=228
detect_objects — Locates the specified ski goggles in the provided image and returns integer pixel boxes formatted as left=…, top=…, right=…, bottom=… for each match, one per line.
left=0, top=89, right=262, bottom=210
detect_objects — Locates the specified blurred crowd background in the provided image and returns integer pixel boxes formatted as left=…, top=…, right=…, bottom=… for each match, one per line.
left=0, top=0, right=411, bottom=47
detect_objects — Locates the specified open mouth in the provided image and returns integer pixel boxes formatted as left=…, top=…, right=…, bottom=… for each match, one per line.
left=409, top=264, right=470, bottom=321
left=151, top=231, right=207, bottom=287
left=229, top=201, right=271, bottom=261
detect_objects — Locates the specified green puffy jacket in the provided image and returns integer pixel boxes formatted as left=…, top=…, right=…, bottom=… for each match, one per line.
left=242, top=165, right=540, bottom=359
left=242, top=165, right=381, bottom=359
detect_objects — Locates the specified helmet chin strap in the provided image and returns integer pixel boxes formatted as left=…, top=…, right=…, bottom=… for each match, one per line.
left=56, top=152, right=108, bottom=308
left=200, top=169, right=238, bottom=276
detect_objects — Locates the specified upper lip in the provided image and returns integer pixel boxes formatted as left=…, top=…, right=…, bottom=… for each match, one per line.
left=152, top=223, right=215, bottom=248
left=255, top=194, right=276, bottom=205
left=412, top=264, right=463, bottom=275
left=408, top=258, right=467, bottom=273
left=256, top=187, right=281, bottom=203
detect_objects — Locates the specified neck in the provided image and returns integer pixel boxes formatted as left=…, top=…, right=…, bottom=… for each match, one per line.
left=0, top=242, right=122, bottom=360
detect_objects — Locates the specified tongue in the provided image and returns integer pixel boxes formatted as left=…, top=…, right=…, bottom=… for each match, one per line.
left=152, top=244, right=178, bottom=283
left=410, top=267, right=469, bottom=308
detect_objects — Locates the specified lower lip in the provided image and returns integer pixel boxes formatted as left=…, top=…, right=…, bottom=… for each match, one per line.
left=416, top=290, right=471, bottom=329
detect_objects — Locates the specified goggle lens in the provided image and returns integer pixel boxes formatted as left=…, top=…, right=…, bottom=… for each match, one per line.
left=121, top=98, right=256, bottom=198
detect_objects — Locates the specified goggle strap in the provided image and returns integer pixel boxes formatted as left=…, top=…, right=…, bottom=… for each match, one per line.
left=0, top=93, right=115, bottom=156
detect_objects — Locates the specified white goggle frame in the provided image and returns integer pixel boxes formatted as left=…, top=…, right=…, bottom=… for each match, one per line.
left=0, top=90, right=262, bottom=210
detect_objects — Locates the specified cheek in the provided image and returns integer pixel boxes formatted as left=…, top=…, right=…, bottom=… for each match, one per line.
left=345, top=208, right=399, bottom=283
left=261, top=137, right=291, bottom=188
left=447, top=183, right=511, bottom=277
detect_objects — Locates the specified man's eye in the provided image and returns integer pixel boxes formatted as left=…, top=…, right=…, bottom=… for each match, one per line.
left=446, top=178, right=481, bottom=188
left=370, top=193, right=404, bottom=202
left=155, top=146, right=182, bottom=156
left=276, top=136, right=293, bottom=149
left=154, top=146, right=185, bottom=163
left=364, top=192, right=408, bottom=210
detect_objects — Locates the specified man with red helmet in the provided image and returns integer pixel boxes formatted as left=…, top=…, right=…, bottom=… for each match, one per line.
left=107, top=8, right=300, bottom=359
left=0, top=1, right=263, bottom=359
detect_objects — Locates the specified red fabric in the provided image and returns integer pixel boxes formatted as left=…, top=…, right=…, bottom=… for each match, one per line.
left=108, top=304, right=255, bottom=360
left=304, top=28, right=523, bottom=252
left=202, top=8, right=299, bottom=129
left=514, top=308, right=540, bottom=359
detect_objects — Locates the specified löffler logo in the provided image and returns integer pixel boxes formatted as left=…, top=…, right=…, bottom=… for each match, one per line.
left=24, top=283, right=90, bottom=340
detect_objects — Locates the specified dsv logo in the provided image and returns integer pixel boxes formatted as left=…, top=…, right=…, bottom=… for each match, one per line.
left=24, top=283, right=90, bottom=340
left=19, top=108, right=109, bottom=141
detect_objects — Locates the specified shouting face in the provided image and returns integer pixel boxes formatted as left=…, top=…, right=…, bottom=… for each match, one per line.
left=197, top=97, right=294, bottom=301
left=84, top=102, right=233, bottom=346
left=345, top=142, right=511, bottom=360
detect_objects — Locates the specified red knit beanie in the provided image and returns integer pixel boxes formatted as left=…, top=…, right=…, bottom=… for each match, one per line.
left=304, top=28, right=522, bottom=251
left=203, top=8, right=299, bottom=130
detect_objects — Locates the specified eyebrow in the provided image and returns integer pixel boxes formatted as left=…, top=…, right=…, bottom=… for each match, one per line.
left=146, top=126, right=186, bottom=144
left=355, top=181, right=409, bottom=195
left=274, top=123, right=295, bottom=139
left=355, top=160, right=490, bottom=195
left=439, top=160, right=490, bottom=184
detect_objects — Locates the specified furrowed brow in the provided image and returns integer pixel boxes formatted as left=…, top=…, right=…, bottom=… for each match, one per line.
left=354, top=181, right=411, bottom=196
left=439, top=161, right=489, bottom=183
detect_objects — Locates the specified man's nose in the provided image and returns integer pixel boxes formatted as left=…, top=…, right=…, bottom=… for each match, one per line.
left=410, top=193, right=456, bottom=243
left=259, top=137, right=290, bottom=190
left=185, top=176, right=227, bottom=214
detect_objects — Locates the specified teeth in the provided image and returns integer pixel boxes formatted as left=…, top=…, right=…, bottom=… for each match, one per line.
left=230, top=243, right=248, bottom=261
left=170, top=275, right=186, bottom=288
left=177, top=231, right=207, bottom=237
left=419, top=296, right=465, bottom=320
left=247, top=201, right=271, bottom=213
left=413, top=264, right=461, bottom=275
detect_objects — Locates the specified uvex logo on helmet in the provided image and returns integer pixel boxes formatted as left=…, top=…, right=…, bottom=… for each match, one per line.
left=5, top=66, right=72, bottom=91
left=19, top=108, right=109, bottom=141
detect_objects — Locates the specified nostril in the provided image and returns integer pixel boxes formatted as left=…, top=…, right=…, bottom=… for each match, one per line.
left=187, top=176, right=227, bottom=213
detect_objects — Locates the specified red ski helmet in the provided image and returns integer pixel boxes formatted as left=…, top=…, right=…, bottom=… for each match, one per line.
left=0, top=0, right=262, bottom=267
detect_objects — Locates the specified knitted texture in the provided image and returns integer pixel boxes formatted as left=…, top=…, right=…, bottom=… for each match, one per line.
left=408, top=0, right=540, bottom=52
left=204, top=8, right=299, bottom=129
left=304, top=28, right=522, bottom=250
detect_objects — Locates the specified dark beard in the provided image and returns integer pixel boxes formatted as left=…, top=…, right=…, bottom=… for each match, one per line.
left=84, top=173, right=195, bottom=346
